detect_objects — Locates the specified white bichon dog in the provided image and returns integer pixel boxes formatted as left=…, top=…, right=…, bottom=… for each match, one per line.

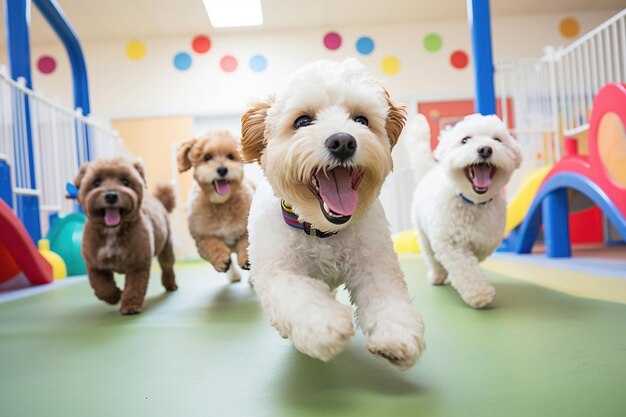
left=240, top=59, right=426, bottom=369
left=408, top=114, right=522, bottom=308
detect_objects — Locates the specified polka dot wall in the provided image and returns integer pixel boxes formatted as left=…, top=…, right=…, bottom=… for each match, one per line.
left=34, top=16, right=585, bottom=78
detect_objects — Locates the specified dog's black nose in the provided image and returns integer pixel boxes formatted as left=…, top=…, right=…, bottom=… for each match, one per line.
left=478, top=146, right=493, bottom=158
left=325, top=133, right=357, bottom=162
left=104, top=192, right=118, bottom=205
left=217, top=166, right=228, bottom=177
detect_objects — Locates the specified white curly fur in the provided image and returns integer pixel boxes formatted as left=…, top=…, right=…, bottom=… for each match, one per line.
left=407, top=114, right=522, bottom=308
left=245, top=59, right=426, bottom=368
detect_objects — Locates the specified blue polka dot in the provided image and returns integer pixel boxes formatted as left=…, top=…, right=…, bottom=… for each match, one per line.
left=173, top=52, right=192, bottom=71
left=356, top=36, right=375, bottom=55
left=249, top=54, right=267, bottom=72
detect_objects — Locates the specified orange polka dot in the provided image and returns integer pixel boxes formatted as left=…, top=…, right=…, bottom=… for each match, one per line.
left=560, top=18, right=580, bottom=38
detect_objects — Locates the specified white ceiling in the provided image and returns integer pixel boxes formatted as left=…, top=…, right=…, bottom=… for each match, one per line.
left=0, top=0, right=624, bottom=43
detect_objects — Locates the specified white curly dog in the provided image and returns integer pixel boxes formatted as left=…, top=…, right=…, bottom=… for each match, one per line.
left=240, top=58, right=426, bottom=369
left=408, top=114, right=522, bottom=308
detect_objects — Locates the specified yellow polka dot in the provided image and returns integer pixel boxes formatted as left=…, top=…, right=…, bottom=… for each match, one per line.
left=559, top=18, right=580, bottom=38
left=126, top=40, right=146, bottom=61
left=381, top=56, right=400, bottom=75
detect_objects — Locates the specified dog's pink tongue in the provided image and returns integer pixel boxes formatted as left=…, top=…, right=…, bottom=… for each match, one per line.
left=316, top=167, right=358, bottom=216
left=104, top=208, right=121, bottom=227
left=215, top=180, right=231, bottom=196
left=472, top=165, right=493, bottom=189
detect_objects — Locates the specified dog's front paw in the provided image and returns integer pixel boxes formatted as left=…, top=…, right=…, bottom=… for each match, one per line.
left=459, top=282, right=496, bottom=309
left=227, top=265, right=241, bottom=283
left=214, top=257, right=231, bottom=273
left=287, top=303, right=355, bottom=362
left=240, top=259, right=250, bottom=271
left=162, top=270, right=178, bottom=292
left=427, top=268, right=448, bottom=285
left=120, top=303, right=142, bottom=315
left=95, top=287, right=122, bottom=305
left=367, top=323, right=426, bottom=370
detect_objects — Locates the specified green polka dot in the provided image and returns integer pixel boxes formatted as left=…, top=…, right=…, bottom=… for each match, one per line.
left=423, top=33, right=442, bottom=52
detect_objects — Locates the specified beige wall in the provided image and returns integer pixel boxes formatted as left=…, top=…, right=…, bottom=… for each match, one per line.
left=1, top=10, right=618, bottom=120
left=112, top=116, right=197, bottom=258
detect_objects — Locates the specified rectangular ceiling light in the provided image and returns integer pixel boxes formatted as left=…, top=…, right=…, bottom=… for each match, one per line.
left=202, top=0, right=264, bottom=28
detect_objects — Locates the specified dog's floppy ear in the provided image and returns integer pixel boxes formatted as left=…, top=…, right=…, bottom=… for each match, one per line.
left=177, top=139, right=196, bottom=173
left=383, top=89, right=407, bottom=150
left=73, top=163, right=89, bottom=189
left=511, top=137, right=523, bottom=169
left=241, top=98, right=273, bottom=163
left=133, top=160, right=147, bottom=187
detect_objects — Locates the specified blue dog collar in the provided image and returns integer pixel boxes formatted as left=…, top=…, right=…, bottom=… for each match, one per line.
left=459, top=193, right=493, bottom=206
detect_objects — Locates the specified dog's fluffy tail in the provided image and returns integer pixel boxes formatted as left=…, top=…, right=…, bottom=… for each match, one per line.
left=403, top=113, right=436, bottom=184
left=154, top=183, right=176, bottom=213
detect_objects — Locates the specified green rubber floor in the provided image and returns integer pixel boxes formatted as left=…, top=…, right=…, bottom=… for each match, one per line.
left=1, top=255, right=625, bottom=417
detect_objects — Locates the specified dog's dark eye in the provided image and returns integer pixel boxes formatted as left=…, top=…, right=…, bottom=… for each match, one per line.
left=227, top=154, right=234, bottom=160
left=354, top=116, right=369, bottom=126
left=461, top=136, right=471, bottom=144
left=493, top=137, right=502, bottom=143
left=120, top=178, right=130, bottom=187
left=204, top=154, right=212, bottom=161
left=294, top=115, right=313, bottom=129
left=92, top=179, right=101, bottom=188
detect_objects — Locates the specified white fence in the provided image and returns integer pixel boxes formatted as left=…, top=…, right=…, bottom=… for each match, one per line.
left=496, top=8, right=626, bottom=164
left=557, top=10, right=626, bottom=137
left=0, top=65, right=127, bottom=236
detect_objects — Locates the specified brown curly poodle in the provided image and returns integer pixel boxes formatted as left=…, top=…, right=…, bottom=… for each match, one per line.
left=74, top=157, right=177, bottom=315
left=177, top=130, right=254, bottom=282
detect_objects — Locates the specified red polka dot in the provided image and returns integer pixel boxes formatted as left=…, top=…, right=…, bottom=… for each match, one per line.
left=323, top=32, right=342, bottom=50
left=220, top=55, right=238, bottom=72
left=37, top=56, right=56, bottom=74
left=450, top=50, right=469, bottom=69
left=192, top=35, right=211, bottom=54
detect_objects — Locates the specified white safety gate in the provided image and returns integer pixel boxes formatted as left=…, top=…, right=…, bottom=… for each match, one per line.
left=0, top=65, right=128, bottom=237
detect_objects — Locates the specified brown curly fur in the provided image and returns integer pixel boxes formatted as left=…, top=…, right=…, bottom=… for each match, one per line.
left=240, top=99, right=273, bottom=163
left=383, top=88, right=407, bottom=149
left=74, top=157, right=177, bottom=315
left=177, top=130, right=254, bottom=276
left=153, top=183, right=176, bottom=213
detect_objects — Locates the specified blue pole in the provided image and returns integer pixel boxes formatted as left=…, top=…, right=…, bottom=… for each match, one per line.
left=467, top=0, right=496, bottom=115
left=33, top=0, right=92, bottom=162
left=0, top=159, right=12, bottom=208
left=542, top=189, right=572, bottom=258
left=4, top=0, right=42, bottom=242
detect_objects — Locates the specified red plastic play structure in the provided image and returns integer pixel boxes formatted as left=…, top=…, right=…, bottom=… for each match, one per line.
left=513, top=83, right=626, bottom=257
left=0, top=198, right=52, bottom=285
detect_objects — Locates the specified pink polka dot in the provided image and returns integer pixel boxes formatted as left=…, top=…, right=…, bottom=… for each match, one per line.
left=37, top=56, right=56, bottom=74
left=323, top=32, right=342, bottom=50
left=220, top=55, right=238, bottom=72
left=450, top=50, right=469, bottom=69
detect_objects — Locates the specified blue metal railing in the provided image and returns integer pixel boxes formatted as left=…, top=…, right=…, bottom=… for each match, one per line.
left=467, top=0, right=497, bottom=115
left=3, top=0, right=92, bottom=241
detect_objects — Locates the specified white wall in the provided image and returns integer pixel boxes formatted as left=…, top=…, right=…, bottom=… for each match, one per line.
left=0, top=10, right=617, bottom=120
